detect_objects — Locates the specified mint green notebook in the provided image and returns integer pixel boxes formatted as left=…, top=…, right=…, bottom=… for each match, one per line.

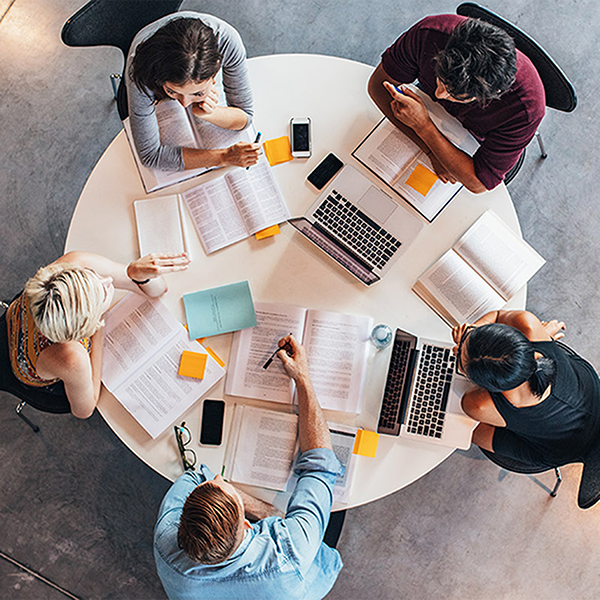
left=183, top=281, right=257, bottom=339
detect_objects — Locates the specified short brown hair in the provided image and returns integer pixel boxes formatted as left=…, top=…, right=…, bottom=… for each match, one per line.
left=177, top=482, right=241, bottom=564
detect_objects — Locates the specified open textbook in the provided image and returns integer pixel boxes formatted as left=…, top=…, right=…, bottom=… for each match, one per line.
left=182, top=157, right=291, bottom=254
left=225, top=302, right=373, bottom=413
left=352, top=86, right=479, bottom=222
left=102, top=293, right=225, bottom=438
left=413, top=211, right=545, bottom=327
left=123, top=99, right=253, bottom=193
left=223, top=405, right=357, bottom=502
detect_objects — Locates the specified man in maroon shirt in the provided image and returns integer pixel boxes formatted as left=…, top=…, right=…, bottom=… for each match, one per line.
left=368, top=15, right=545, bottom=192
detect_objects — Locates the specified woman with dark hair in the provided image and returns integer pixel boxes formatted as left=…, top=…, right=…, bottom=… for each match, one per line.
left=453, top=310, right=600, bottom=468
left=126, top=13, right=259, bottom=171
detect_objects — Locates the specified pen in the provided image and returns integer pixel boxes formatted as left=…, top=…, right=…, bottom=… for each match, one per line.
left=393, top=84, right=405, bottom=96
left=262, top=334, right=293, bottom=370
left=246, top=131, right=262, bottom=170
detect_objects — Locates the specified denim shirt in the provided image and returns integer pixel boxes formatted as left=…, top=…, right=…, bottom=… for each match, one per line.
left=154, top=448, right=343, bottom=600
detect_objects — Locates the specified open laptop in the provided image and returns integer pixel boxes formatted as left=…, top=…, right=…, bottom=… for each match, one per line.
left=377, top=328, right=477, bottom=449
left=288, top=165, right=423, bottom=285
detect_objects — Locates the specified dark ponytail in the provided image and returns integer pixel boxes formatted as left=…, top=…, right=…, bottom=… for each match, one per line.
left=528, top=355, right=556, bottom=397
left=464, top=323, right=556, bottom=397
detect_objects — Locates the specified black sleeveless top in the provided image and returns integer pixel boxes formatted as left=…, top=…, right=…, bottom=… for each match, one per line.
left=490, top=341, right=600, bottom=465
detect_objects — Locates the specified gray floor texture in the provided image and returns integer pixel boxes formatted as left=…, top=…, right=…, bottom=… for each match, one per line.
left=1, top=0, right=599, bottom=598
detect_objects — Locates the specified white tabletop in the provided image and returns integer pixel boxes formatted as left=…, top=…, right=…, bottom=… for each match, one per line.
left=65, top=54, right=524, bottom=510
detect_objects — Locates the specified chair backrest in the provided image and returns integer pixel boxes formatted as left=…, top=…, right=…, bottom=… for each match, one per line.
left=456, top=2, right=577, bottom=112
left=480, top=447, right=554, bottom=475
left=0, top=309, right=71, bottom=414
left=61, top=0, right=183, bottom=57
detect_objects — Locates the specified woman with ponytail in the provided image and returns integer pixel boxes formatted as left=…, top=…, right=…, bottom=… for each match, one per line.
left=453, top=310, right=600, bottom=467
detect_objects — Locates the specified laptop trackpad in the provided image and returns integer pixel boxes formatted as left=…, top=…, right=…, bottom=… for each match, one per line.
left=358, top=187, right=397, bottom=223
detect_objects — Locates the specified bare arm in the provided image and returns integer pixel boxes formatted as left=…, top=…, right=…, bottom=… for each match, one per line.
left=277, top=335, right=332, bottom=452
left=182, top=142, right=260, bottom=170
left=55, top=251, right=190, bottom=298
left=368, top=63, right=487, bottom=193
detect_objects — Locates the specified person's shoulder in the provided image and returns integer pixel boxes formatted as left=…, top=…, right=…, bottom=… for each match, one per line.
left=41, top=341, right=89, bottom=376
left=512, top=51, right=546, bottom=118
left=414, top=13, right=467, bottom=35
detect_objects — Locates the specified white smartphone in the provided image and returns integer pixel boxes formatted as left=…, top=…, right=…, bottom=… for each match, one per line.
left=290, top=117, right=312, bottom=158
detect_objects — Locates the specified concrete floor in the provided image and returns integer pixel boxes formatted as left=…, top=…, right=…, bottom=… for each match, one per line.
left=1, top=0, right=599, bottom=598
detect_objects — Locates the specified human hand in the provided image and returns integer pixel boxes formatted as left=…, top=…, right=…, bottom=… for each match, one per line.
left=277, top=335, right=310, bottom=382
left=383, top=82, right=431, bottom=131
left=541, top=319, right=566, bottom=340
left=223, top=141, right=261, bottom=168
left=126, top=252, right=191, bottom=281
left=428, top=153, right=457, bottom=185
left=452, top=323, right=475, bottom=355
left=191, top=84, right=219, bottom=118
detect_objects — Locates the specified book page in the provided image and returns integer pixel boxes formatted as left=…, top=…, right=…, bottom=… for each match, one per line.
left=354, top=119, right=421, bottom=184
left=134, top=195, right=186, bottom=257
left=225, top=302, right=306, bottom=403
left=102, top=294, right=181, bottom=390
left=416, top=249, right=506, bottom=324
left=109, top=331, right=224, bottom=438
left=227, top=406, right=299, bottom=491
left=392, top=154, right=462, bottom=221
left=155, top=100, right=197, bottom=148
left=329, top=424, right=358, bottom=503
left=190, top=114, right=253, bottom=149
left=302, top=310, right=373, bottom=413
left=123, top=118, right=209, bottom=194
left=225, top=158, right=291, bottom=234
left=182, top=176, right=248, bottom=254
left=454, top=211, right=545, bottom=300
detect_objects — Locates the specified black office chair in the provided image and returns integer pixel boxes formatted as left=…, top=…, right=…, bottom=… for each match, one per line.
left=61, top=0, right=183, bottom=120
left=1, top=300, right=71, bottom=433
left=578, top=435, right=600, bottom=509
left=480, top=448, right=563, bottom=498
left=456, top=3, right=577, bottom=183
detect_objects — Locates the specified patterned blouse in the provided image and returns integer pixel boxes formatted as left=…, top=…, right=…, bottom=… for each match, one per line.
left=7, top=294, right=91, bottom=387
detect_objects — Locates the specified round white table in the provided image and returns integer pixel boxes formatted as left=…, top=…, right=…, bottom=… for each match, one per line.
left=65, top=54, right=524, bottom=509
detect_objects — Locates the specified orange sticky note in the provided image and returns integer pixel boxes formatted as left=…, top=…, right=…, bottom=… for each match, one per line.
left=205, top=346, right=225, bottom=368
left=255, top=224, right=281, bottom=240
left=178, top=351, right=208, bottom=379
left=352, top=429, right=380, bottom=458
left=405, top=163, right=438, bottom=196
left=263, top=136, right=293, bottom=166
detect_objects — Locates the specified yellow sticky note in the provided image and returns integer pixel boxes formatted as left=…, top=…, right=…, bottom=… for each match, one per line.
left=255, top=224, right=281, bottom=240
left=405, top=163, right=438, bottom=196
left=352, top=429, right=380, bottom=458
left=263, top=136, right=293, bottom=166
left=178, top=351, right=208, bottom=379
left=205, top=346, right=225, bottom=368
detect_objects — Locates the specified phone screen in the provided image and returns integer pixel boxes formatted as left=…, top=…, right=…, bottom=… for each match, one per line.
left=307, top=153, right=344, bottom=189
left=200, top=399, right=225, bottom=446
left=292, top=123, right=310, bottom=151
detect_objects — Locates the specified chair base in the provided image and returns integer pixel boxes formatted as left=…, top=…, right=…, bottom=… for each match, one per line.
left=15, top=401, right=40, bottom=433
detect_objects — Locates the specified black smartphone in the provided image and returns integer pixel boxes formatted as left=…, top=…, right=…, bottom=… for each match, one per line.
left=199, top=399, right=225, bottom=446
left=307, top=153, right=344, bottom=190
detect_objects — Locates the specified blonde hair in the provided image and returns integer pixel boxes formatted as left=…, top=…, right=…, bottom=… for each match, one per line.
left=24, top=263, right=105, bottom=343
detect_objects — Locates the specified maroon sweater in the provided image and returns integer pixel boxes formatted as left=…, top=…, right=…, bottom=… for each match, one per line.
left=381, top=14, right=545, bottom=190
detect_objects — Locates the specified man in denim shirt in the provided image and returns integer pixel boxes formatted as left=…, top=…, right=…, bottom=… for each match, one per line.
left=154, top=335, right=343, bottom=599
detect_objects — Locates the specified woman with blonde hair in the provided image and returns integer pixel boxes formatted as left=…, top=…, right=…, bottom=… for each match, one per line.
left=6, top=250, right=189, bottom=419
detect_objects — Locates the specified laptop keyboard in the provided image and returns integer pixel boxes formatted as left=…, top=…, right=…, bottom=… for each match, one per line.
left=406, top=345, right=455, bottom=438
left=313, top=190, right=401, bottom=270
left=377, top=336, right=412, bottom=435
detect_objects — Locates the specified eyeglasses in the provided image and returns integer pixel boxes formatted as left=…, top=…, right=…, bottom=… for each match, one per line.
left=174, top=422, right=197, bottom=471
left=456, top=325, right=475, bottom=374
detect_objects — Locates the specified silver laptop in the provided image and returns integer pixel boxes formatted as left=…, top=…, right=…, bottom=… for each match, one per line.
left=289, top=165, right=423, bottom=285
left=377, top=328, right=476, bottom=449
